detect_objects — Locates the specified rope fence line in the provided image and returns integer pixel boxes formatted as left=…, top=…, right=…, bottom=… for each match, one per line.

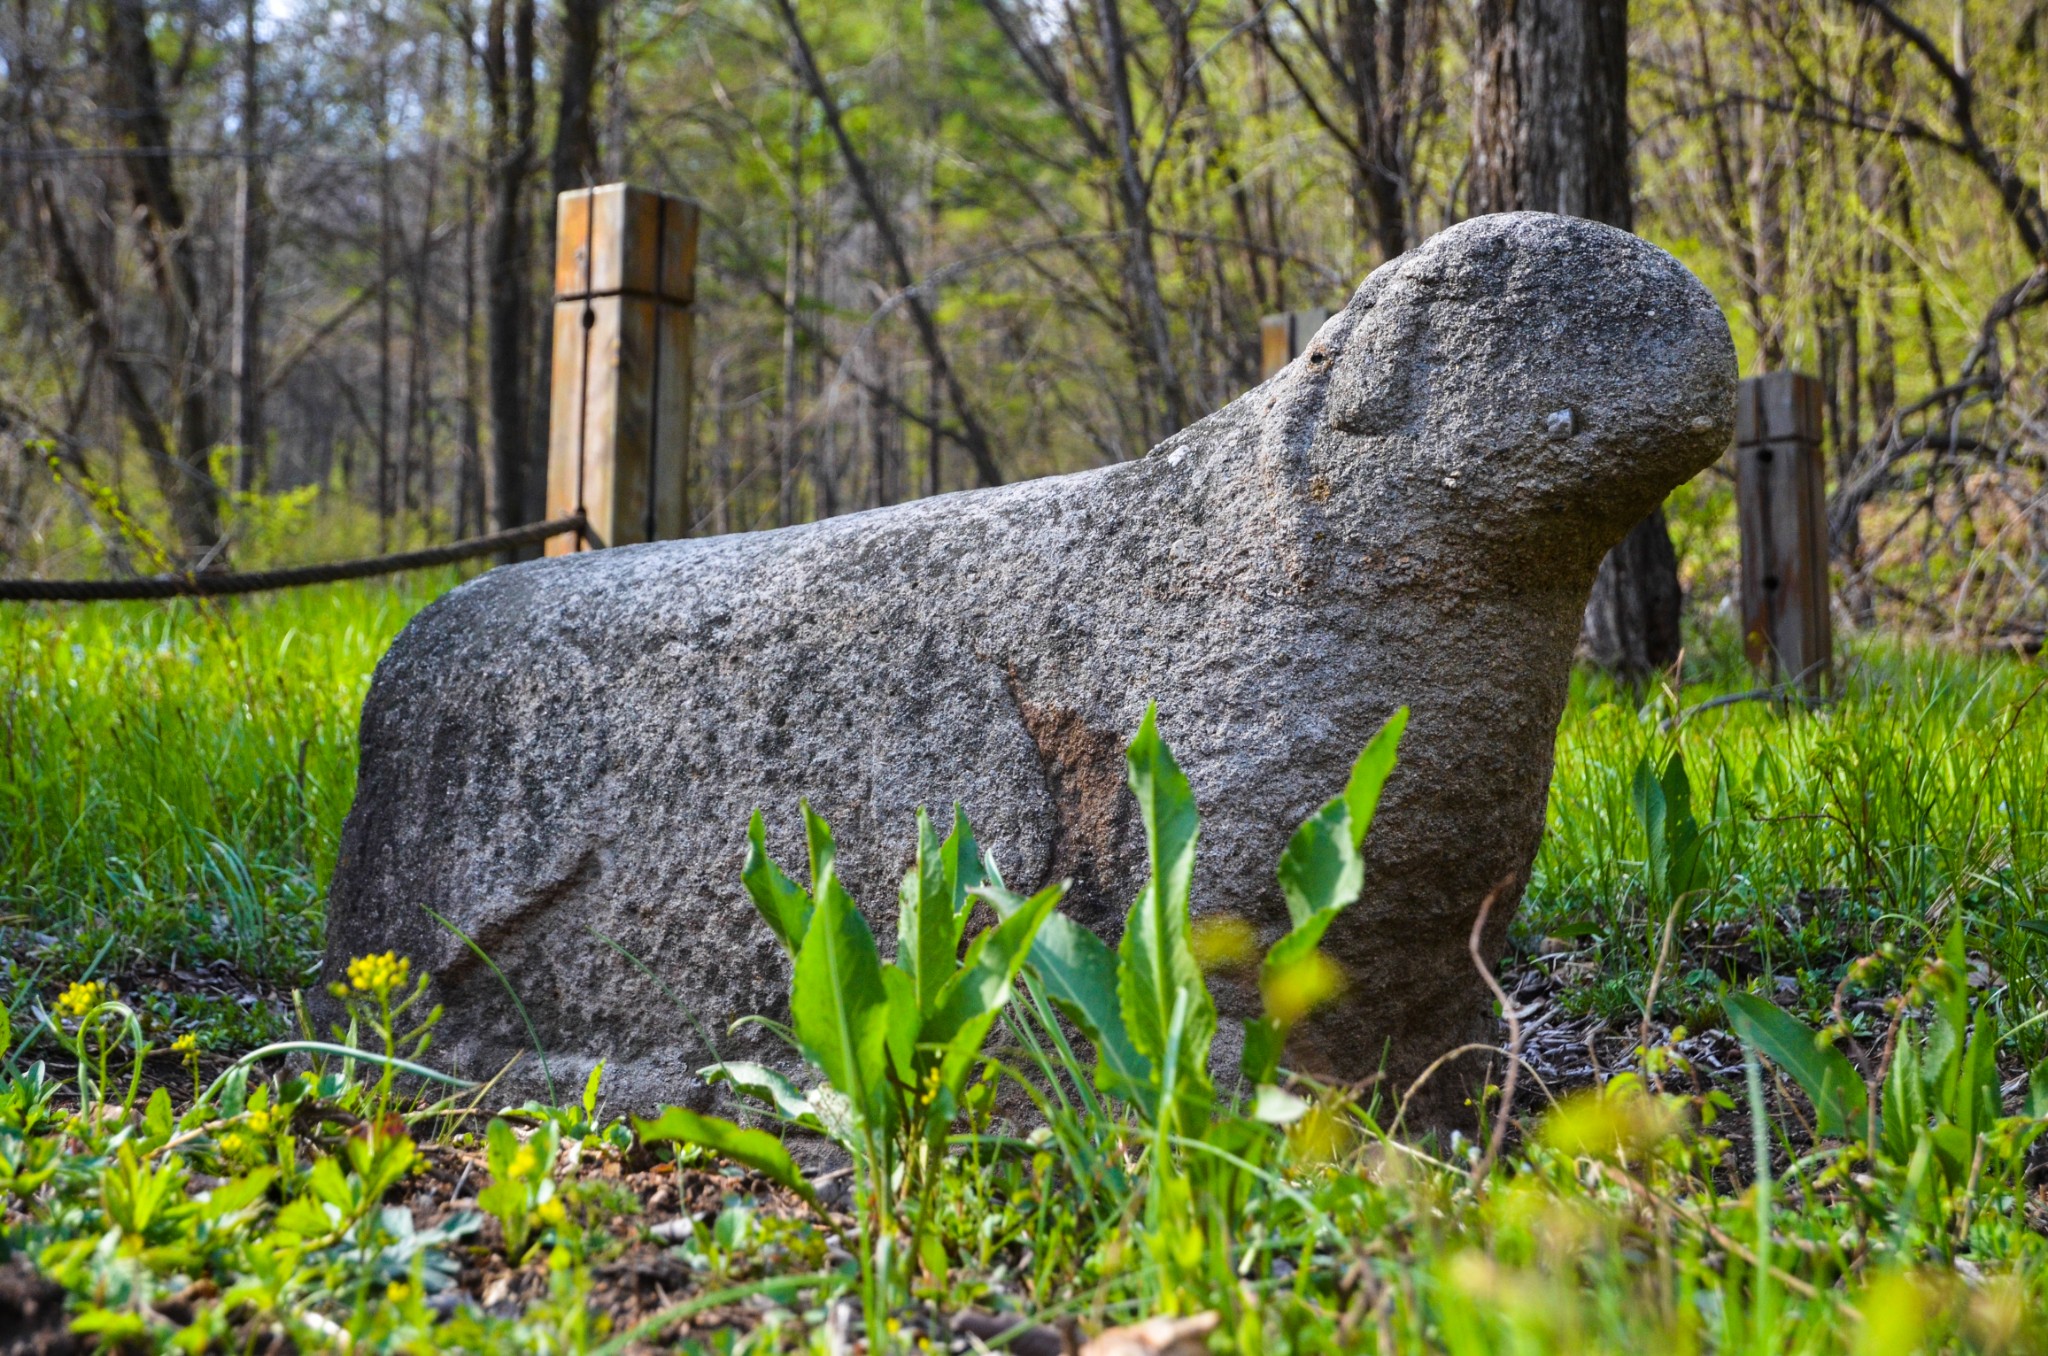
left=0, top=515, right=587, bottom=602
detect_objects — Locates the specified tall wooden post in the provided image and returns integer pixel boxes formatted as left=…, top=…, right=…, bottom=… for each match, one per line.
left=546, top=184, right=700, bottom=555
left=1258, top=308, right=1336, bottom=380
left=1736, top=372, right=1832, bottom=694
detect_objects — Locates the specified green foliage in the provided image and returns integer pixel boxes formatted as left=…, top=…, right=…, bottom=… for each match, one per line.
left=0, top=578, right=452, bottom=1051
left=6, top=585, right=2048, bottom=1352
left=1532, top=652, right=2048, bottom=1045
left=1724, top=990, right=1867, bottom=1139
left=634, top=1106, right=816, bottom=1207
left=1115, top=705, right=1217, bottom=1133
left=1632, top=747, right=1709, bottom=910
left=1022, top=705, right=1405, bottom=1123
left=477, top=1116, right=561, bottom=1264
left=1725, top=920, right=2048, bottom=1253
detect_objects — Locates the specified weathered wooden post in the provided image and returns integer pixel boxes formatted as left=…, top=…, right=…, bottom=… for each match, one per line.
left=1259, top=308, right=1336, bottom=380
left=545, top=184, right=700, bottom=555
left=1735, top=372, right=1832, bottom=694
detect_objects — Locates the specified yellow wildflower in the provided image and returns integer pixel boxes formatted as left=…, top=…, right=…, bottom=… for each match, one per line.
left=346, top=952, right=410, bottom=1000
left=246, top=1106, right=274, bottom=1135
left=55, top=980, right=112, bottom=1020
left=538, top=1198, right=567, bottom=1226
left=509, top=1145, right=539, bottom=1179
left=170, top=1033, right=199, bottom=1055
left=218, top=1131, right=252, bottom=1158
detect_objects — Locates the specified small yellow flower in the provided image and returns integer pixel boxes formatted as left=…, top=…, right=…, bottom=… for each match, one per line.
left=509, top=1145, right=539, bottom=1179
left=346, top=952, right=410, bottom=1000
left=538, top=1197, right=567, bottom=1226
left=386, top=1281, right=413, bottom=1304
left=170, top=1033, right=199, bottom=1055
left=55, top=980, right=113, bottom=1020
left=218, top=1131, right=252, bottom=1158
left=246, top=1106, right=274, bottom=1135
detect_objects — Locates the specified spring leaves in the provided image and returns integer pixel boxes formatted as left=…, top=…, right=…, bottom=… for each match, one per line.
left=1003, top=705, right=1406, bottom=1132
left=1243, top=709, right=1405, bottom=1091
left=713, top=700, right=1408, bottom=1152
left=737, top=804, right=1062, bottom=1153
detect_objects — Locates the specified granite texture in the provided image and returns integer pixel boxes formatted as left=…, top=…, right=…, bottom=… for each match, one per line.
left=321, top=212, right=1736, bottom=1117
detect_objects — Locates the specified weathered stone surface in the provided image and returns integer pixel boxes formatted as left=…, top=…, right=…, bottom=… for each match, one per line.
left=321, top=213, right=1735, bottom=1115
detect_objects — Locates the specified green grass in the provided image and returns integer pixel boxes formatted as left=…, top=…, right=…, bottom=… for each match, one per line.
left=5, top=578, right=2040, bottom=1055
left=0, top=575, right=455, bottom=1048
left=1531, top=649, right=2048, bottom=1055
left=2, top=578, right=2047, bottom=1354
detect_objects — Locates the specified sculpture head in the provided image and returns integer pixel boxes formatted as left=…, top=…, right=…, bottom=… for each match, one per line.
left=1264, top=213, right=1737, bottom=575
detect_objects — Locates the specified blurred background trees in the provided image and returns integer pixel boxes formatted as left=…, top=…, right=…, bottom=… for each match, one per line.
left=0, top=0, right=2042, bottom=656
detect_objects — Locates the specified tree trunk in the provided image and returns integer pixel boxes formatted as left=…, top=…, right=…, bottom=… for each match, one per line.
left=231, top=0, right=267, bottom=494
left=483, top=0, right=538, bottom=539
left=375, top=3, right=394, bottom=547
left=531, top=0, right=610, bottom=527
left=771, top=0, right=1004, bottom=489
left=100, top=0, right=221, bottom=559
left=780, top=42, right=804, bottom=526
left=1473, top=0, right=1680, bottom=677
left=1092, top=0, right=1187, bottom=441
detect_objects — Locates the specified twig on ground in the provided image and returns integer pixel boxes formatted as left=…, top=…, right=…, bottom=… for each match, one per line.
left=1468, top=875, right=1526, bottom=1189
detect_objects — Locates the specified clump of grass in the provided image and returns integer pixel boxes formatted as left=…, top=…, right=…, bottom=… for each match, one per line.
left=0, top=576, right=456, bottom=1042
left=3, top=689, right=2047, bottom=1354
left=1530, top=645, right=2048, bottom=1051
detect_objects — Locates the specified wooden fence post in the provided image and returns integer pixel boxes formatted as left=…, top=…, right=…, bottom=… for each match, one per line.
left=1258, top=308, right=1335, bottom=380
left=1735, top=372, right=1832, bottom=694
left=545, top=184, right=700, bottom=555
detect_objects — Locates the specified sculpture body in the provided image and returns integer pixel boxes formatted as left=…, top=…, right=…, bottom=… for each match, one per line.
left=322, top=213, right=1735, bottom=1112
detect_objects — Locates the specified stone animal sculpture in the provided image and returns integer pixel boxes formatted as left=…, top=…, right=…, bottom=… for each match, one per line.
left=322, top=212, right=1735, bottom=1117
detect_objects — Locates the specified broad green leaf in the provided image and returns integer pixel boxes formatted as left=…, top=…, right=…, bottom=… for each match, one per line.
left=742, top=811, right=812, bottom=957
left=1009, top=907, right=1152, bottom=1104
left=1724, top=991, right=1866, bottom=1138
left=1632, top=756, right=1670, bottom=902
left=791, top=815, right=894, bottom=1138
left=942, top=805, right=987, bottom=941
left=804, top=802, right=838, bottom=888
left=1882, top=1024, right=1925, bottom=1163
left=1118, top=704, right=1213, bottom=1092
left=1275, top=797, right=1363, bottom=932
left=1240, top=773, right=1376, bottom=1086
left=1634, top=751, right=1705, bottom=906
left=1956, top=1009, right=2001, bottom=1144
left=634, top=1107, right=816, bottom=1206
left=307, top=1157, right=354, bottom=1213
left=1929, top=1121, right=1973, bottom=1191
left=1241, top=1015, right=1286, bottom=1087
left=201, top=1169, right=277, bottom=1220
left=883, top=963, right=920, bottom=1087
left=275, top=1195, right=337, bottom=1239
left=702, top=1061, right=817, bottom=1125
left=924, top=882, right=1063, bottom=1092
left=1661, top=752, right=1707, bottom=901
left=1341, top=708, right=1408, bottom=849
left=898, top=810, right=960, bottom=1017
left=1928, top=924, right=1970, bottom=1106
left=485, top=1116, right=519, bottom=1174
left=143, top=1087, right=173, bottom=1141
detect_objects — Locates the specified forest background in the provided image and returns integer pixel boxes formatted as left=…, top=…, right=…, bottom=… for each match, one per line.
left=1, top=0, right=2044, bottom=655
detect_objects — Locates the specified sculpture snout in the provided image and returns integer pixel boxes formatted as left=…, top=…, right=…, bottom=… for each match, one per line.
left=1278, top=213, right=1735, bottom=545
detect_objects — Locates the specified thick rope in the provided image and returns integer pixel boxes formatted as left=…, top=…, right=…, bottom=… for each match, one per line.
left=0, top=514, right=586, bottom=602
